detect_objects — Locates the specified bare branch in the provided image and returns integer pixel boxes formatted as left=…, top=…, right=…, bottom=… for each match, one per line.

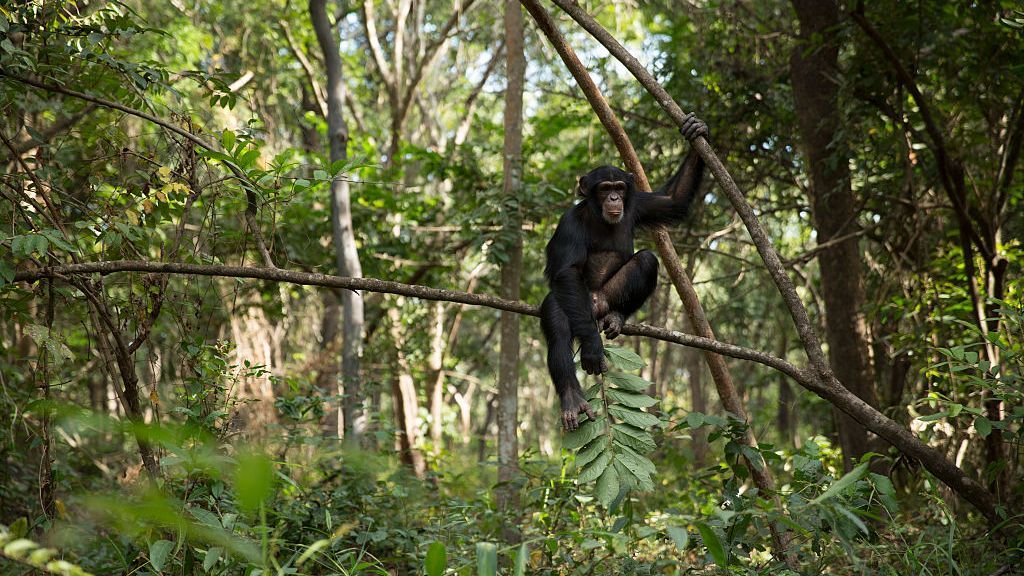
left=279, top=19, right=329, bottom=118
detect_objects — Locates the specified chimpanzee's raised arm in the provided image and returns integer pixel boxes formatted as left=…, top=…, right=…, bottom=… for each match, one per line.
left=635, top=114, right=708, bottom=229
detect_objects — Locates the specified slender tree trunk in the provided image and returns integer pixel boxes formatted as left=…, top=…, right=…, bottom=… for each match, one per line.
left=387, top=307, right=426, bottom=478
left=316, top=290, right=342, bottom=437
left=790, top=0, right=876, bottom=471
left=496, top=0, right=525, bottom=545
left=310, top=0, right=367, bottom=443
left=428, top=301, right=445, bottom=449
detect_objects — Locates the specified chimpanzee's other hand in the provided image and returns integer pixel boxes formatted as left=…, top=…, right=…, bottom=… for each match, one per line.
left=580, top=340, right=607, bottom=375
left=560, top=385, right=597, bottom=431
left=679, top=112, right=709, bottom=141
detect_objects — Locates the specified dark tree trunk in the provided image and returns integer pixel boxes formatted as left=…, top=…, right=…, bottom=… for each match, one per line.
left=790, top=0, right=877, bottom=471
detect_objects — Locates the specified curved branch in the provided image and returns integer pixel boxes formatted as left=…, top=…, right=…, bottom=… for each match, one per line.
left=12, top=259, right=805, bottom=381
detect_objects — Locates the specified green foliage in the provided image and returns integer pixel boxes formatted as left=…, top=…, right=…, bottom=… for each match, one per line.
left=0, top=524, right=93, bottom=576
left=567, top=346, right=661, bottom=509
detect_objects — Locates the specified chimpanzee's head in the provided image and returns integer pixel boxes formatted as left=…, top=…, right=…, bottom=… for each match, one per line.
left=577, top=165, right=635, bottom=225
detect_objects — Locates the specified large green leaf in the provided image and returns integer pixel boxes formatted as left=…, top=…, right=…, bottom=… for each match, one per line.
left=596, top=464, right=620, bottom=508
left=615, top=443, right=657, bottom=476
left=809, top=462, right=869, bottom=505
left=604, top=371, right=650, bottom=392
left=512, top=542, right=527, bottom=576
left=578, top=451, right=612, bottom=484
left=666, top=527, right=689, bottom=551
left=148, top=539, right=174, bottom=572
left=614, top=453, right=654, bottom=490
left=425, top=541, right=446, bottom=576
left=575, top=435, right=609, bottom=469
left=696, top=523, right=727, bottom=566
left=608, top=405, right=660, bottom=428
left=476, top=542, right=497, bottom=576
left=604, top=346, right=645, bottom=370
left=611, top=423, right=657, bottom=452
left=605, top=388, right=658, bottom=408
left=563, top=419, right=603, bottom=450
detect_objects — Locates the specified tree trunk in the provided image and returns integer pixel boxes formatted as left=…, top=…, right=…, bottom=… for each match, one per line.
left=790, top=0, right=876, bottom=471
left=316, top=290, right=342, bottom=437
left=428, top=301, right=445, bottom=449
left=387, top=307, right=426, bottom=478
left=496, top=0, right=525, bottom=546
left=310, top=0, right=367, bottom=443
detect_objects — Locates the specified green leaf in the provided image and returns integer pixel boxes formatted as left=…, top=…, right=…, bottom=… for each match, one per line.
left=614, top=453, right=654, bottom=490
left=0, top=260, right=14, bottom=286
left=835, top=504, right=870, bottom=535
left=3, top=539, right=37, bottom=559
left=605, top=388, right=658, bottom=408
left=149, top=539, right=174, bottom=572
left=608, top=405, right=660, bottom=428
left=476, top=542, right=497, bottom=576
left=512, top=542, right=527, bottom=576
left=239, top=149, right=260, bottom=168
left=202, top=547, right=222, bottom=572
left=686, top=412, right=706, bottom=428
left=425, top=541, right=446, bottom=576
left=235, top=451, right=274, bottom=512
left=8, top=517, right=28, bottom=538
left=975, top=417, right=993, bottom=437
left=296, top=539, right=330, bottom=566
left=611, top=423, right=657, bottom=452
left=696, top=523, right=727, bottom=566
left=809, top=462, right=869, bottom=505
left=604, top=371, right=650, bottom=392
left=222, top=130, right=236, bottom=151
left=615, top=443, right=657, bottom=476
left=574, top=435, right=609, bottom=469
left=563, top=419, right=602, bottom=450
left=578, top=451, right=612, bottom=484
left=666, top=526, right=689, bottom=551
left=596, top=464, right=620, bottom=508
left=604, top=346, right=645, bottom=371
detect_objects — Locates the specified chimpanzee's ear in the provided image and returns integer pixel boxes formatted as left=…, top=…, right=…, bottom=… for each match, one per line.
left=576, top=175, right=590, bottom=198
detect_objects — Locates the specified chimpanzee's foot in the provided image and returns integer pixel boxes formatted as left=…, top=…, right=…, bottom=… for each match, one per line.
left=601, top=311, right=625, bottom=339
left=560, top=385, right=597, bottom=431
left=679, top=113, right=709, bottom=140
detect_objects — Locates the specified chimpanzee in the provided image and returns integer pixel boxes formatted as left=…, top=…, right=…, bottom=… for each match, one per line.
left=541, top=114, right=709, bottom=431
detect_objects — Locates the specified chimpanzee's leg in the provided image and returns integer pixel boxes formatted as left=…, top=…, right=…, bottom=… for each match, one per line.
left=541, top=293, right=598, bottom=430
left=591, top=249, right=658, bottom=338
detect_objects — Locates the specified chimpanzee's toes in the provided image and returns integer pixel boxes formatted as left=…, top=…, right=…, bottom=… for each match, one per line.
left=679, top=113, right=708, bottom=140
left=563, top=410, right=578, bottom=431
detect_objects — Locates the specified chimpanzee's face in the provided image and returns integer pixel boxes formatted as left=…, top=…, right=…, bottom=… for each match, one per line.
left=596, top=181, right=626, bottom=224
left=578, top=166, right=634, bottom=226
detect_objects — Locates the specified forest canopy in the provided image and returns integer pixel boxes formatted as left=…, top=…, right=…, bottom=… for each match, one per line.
left=1, top=1, right=1022, bottom=574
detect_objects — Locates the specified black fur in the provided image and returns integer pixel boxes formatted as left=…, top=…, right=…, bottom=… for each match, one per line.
left=541, top=116, right=707, bottom=430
